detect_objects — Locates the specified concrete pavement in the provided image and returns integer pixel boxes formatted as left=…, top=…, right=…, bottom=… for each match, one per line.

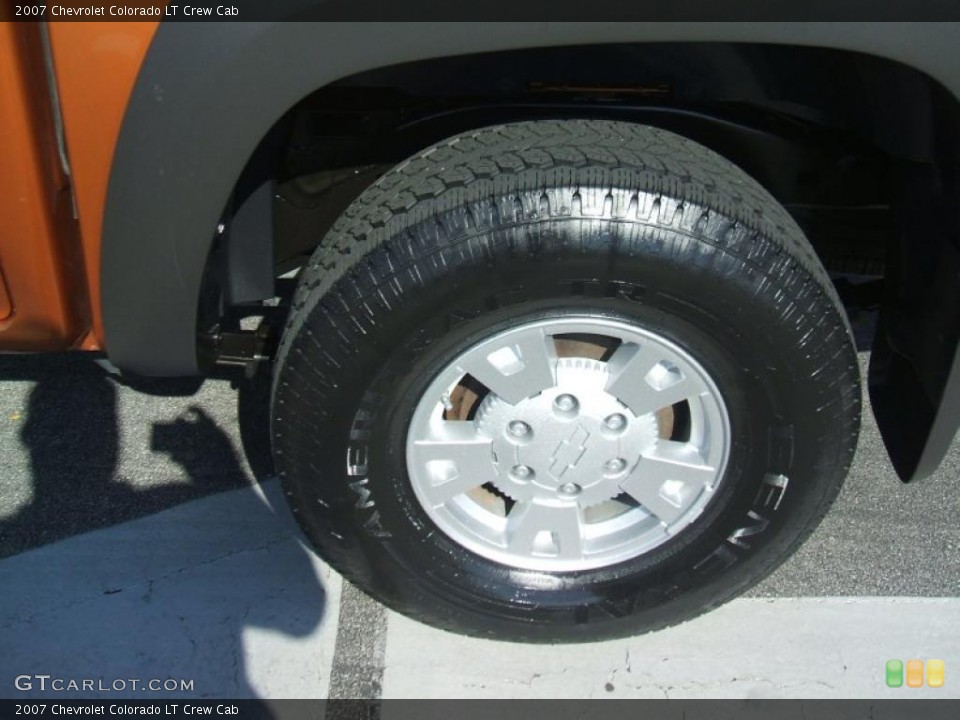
left=0, top=347, right=957, bottom=700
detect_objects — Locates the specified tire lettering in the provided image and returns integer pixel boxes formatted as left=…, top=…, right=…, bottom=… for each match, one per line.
left=561, top=278, right=647, bottom=302
left=346, top=444, right=368, bottom=477
left=445, top=307, right=482, bottom=330
left=349, top=407, right=376, bottom=442
left=346, top=406, right=392, bottom=538
left=756, top=473, right=789, bottom=511
left=406, top=328, right=433, bottom=354
left=363, top=511, right=391, bottom=539
left=693, top=543, right=739, bottom=575
left=595, top=584, right=681, bottom=620
left=693, top=471, right=790, bottom=578
left=767, top=424, right=795, bottom=468
left=610, top=280, right=647, bottom=302
left=726, top=511, right=770, bottom=549
left=348, top=477, right=375, bottom=509
left=593, top=594, right=637, bottom=619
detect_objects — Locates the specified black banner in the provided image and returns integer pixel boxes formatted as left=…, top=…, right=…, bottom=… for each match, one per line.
left=2, top=700, right=960, bottom=720
left=5, top=0, right=960, bottom=22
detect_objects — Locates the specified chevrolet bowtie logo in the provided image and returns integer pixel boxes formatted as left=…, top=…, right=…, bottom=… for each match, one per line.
left=549, top=425, right=591, bottom=480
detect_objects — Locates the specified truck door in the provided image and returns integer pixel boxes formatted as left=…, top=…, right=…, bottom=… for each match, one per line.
left=0, top=22, right=88, bottom=351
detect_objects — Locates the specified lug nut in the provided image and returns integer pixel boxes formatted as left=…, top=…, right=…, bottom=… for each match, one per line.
left=508, top=421, right=531, bottom=439
left=511, top=465, right=535, bottom=481
left=554, top=394, right=579, bottom=412
left=604, top=458, right=628, bottom=475
left=604, top=413, right=627, bottom=432
left=558, top=482, right=582, bottom=497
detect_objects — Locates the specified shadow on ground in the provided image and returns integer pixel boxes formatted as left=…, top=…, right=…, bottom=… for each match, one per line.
left=0, top=354, right=326, bottom=702
left=0, top=480, right=328, bottom=701
left=0, top=353, right=274, bottom=558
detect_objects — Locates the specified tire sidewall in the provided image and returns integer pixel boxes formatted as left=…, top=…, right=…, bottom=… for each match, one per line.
left=276, top=219, right=845, bottom=639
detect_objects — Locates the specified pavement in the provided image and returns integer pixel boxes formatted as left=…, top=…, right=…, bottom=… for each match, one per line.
left=0, top=335, right=958, bottom=700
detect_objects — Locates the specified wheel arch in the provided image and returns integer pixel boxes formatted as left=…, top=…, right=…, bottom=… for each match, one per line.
left=101, top=21, right=960, bottom=480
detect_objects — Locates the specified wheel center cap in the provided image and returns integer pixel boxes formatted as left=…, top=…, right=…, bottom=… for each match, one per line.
left=476, top=358, right=659, bottom=507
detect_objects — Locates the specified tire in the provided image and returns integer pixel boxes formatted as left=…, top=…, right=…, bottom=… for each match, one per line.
left=272, top=119, right=861, bottom=642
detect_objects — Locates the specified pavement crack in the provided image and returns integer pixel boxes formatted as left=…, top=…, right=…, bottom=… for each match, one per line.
left=644, top=675, right=838, bottom=697
left=178, top=614, right=198, bottom=658
left=231, top=636, right=242, bottom=693
left=142, top=578, right=154, bottom=603
left=158, top=538, right=289, bottom=583
left=0, top=537, right=288, bottom=630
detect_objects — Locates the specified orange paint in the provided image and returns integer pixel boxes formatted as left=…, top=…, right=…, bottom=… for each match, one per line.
left=47, top=20, right=159, bottom=348
left=0, top=267, right=11, bottom=321
left=0, top=23, right=86, bottom=349
left=0, top=21, right=156, bottom=351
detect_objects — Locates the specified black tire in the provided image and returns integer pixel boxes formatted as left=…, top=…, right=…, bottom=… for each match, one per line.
left=272, top=119, right=861, bottom=642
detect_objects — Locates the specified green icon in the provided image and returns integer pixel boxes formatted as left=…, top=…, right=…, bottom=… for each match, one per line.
left=887, top=659, right=904, bottom=688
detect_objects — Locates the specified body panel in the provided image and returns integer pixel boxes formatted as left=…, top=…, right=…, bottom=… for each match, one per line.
left=47, top=20, right=160, bottom=349
left=0, top=269, right=10, bottom=321
left=0, top=23, right=86, bottom=350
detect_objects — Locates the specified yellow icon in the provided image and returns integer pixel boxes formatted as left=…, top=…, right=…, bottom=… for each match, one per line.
left=906, top=659, right=924, bottom=688
left=927, top=660, right=945, bottom=688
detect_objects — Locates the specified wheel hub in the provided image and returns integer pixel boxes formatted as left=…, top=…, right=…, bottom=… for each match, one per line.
left=405, top=316, right=731, bottom=572
left=476, top=358, right=660, bottom=507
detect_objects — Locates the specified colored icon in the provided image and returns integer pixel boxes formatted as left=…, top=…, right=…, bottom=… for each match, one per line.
left=906, top=659, right=924, bottom=688
left=927, top=660, right=945, bottom=688
left=886, top=659, right=904, bottom=688
left=887, top=659, right=945, bottom=688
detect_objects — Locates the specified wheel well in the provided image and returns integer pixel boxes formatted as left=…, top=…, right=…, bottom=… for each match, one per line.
left=212, top=42, right=951, bottom=292
left=205, top=40, right=960, bottom=481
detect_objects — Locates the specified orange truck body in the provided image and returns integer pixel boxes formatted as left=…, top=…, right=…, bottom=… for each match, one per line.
left=0, top=20, right=157, bottom=352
